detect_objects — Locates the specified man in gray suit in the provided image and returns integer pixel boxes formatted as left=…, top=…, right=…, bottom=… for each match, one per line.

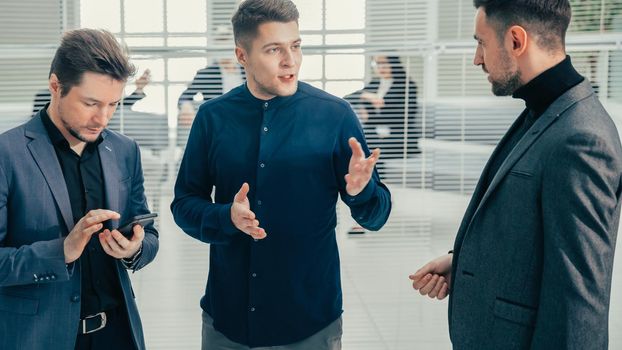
left=409, top=1, right=622, bottom=349
left=0, top=29, right=159, bottom=350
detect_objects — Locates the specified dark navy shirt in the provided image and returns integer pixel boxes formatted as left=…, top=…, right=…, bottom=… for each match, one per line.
left=171, top=81, right=391, bottom=347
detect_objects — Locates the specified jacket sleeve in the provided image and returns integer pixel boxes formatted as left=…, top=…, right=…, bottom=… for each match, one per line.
left=123, top=141, right=159, bottom=271
left=170, top=110, right=239, bottom=244
left=334, top=107, right=392, bottom=231
left=0, top=159, right=71, bottom=287
left=533, top=131, right=622, bottom=349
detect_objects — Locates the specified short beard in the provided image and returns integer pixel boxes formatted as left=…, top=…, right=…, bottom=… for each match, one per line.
left=491, top=70, right=522, bottom=96
left=68, top=128, right=93, bottom=143
left=62, top=118, right=97, bottom=143
left=490, top=48, right=522, bottom=96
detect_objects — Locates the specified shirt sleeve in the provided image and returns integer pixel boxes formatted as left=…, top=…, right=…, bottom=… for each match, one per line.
left=333, top=106, right=392, bottom=231
left=171, top=109, right=240, bottom=244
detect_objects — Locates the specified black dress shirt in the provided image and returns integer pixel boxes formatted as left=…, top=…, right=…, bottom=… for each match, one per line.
left=41, top=107, right=123, bottom=318
left=482, top=55, right=584, bottom=192
left=172, top=82, right=392, bottom=347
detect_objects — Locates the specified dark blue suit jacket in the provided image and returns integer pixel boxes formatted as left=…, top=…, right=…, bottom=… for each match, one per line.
left=0, top=111, right=159, bottom=350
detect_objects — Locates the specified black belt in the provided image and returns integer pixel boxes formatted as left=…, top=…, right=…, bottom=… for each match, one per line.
left=80, top=311, right=107, bottom=334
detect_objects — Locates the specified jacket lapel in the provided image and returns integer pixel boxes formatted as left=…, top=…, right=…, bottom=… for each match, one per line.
left=98, top=132, right=121, bottom=218
left=467, top=80, right=595, bottom=230
left=24, top=117, right=74, bottom=232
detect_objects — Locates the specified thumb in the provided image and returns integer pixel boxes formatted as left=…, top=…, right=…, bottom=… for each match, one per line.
left=234, top=182, right=250, bottom=203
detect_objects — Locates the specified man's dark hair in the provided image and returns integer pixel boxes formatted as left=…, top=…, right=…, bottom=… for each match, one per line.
left=473, top=0, right=571, bottom=51
left=231, top=0, right=299, bottom=51
left=49, top=29, right=136, bottom=97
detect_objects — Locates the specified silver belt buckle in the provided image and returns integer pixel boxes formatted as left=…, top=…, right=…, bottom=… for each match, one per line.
left=82, top=311, right=107, bottom=334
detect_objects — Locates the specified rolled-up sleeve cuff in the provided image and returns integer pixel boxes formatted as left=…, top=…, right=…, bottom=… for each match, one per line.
left=217, top=203, right=239, bottom=235
left=343, top=179, right=376, bottom=205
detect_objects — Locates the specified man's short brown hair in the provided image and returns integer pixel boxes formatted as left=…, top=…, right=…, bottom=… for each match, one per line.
left=231, top=0, right=299, bottom=51
left=49, top=29, right=135, bottom=96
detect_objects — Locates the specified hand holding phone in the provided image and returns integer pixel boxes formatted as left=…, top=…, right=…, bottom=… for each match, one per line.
left=117, top=213, right=158, bottom=237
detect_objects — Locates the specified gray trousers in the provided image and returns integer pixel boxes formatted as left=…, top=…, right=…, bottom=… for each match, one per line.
left=201, top=311, right=342, bottom=350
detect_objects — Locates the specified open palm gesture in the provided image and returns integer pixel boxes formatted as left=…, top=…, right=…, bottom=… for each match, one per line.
left=345, top=137, right=381, bottom=196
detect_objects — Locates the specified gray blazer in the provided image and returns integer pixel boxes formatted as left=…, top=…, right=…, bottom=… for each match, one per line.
left=449, top=80, right=622, bottom=349
left=0, top=112, right=159, bottom=350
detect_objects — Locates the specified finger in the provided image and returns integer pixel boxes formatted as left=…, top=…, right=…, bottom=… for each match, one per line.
left=419, top=275, right=439, bottom=295
left=437, top=283, right=449, bottom=300
left=99, top=231, right=114, bottom=255
left=367, top=148, right=381, bottom=164
left=249, top=227, right=267, bottom=239
left=84, top=210, right=120, bottom=226
left=130, top=224, right=146, bottom=242
left=412, top=264, right=433, bottom=282
left=82, top=223, right=103, bottom=237
left=413, top=273, right=433, bottom=290
left=109, top=230, right=131, bottom=249
left=105, top=232, right=124, bottom=253
left=234, top=183, right=250, bottom=203
left=348, top=137, right=365, bottom=159
left=428, top=276, right=445, bottom=298
left=236, top=207, right=256, bottom=220
left=242, top=219, right=260, bottom=228
left=422, top=276, right=442, bottom=296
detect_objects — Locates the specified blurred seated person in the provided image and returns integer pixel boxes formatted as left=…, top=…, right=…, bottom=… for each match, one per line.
left=177, top=57, right=245, bottom=110
left=345, top=55, right=419, bottom=160
left=33, top=69, right=151, bottom=114
left=176, top=57, right=245, bottom=146
left=344, top=55, right=419, bottom=235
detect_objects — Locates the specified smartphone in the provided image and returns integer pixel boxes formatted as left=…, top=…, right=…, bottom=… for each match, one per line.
left=117, top=213, right=158, bottom=237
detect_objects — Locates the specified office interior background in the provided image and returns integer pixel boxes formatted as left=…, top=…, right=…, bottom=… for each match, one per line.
left=1, top=0, right=622, bottom=348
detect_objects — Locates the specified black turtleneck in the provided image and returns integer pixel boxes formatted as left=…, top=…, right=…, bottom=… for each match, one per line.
left=512, top=55, right=584, bottom=118
left=482, top=55, right=584, bottom=193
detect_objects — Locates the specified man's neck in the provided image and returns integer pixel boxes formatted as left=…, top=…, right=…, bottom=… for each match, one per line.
left=46, top=104, right=87, bottom=155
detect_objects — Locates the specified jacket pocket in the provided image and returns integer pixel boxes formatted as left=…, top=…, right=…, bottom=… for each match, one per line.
left=0, top=293, right=39, bottom=315
left=493, top=297, right=536, bottom=327
left=508, top=170, right=533, bottom=179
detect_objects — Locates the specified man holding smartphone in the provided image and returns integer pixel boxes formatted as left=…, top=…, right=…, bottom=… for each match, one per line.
left=0, top=29, right=159, bottom=350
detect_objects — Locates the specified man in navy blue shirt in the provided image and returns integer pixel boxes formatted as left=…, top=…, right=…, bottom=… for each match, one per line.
left=171, top=0, right=391, bottom=348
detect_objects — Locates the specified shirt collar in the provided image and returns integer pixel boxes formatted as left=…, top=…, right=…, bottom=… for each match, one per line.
left=40, top=103, right=104, bottom=150
left=241, top=81, right=297, bottom=110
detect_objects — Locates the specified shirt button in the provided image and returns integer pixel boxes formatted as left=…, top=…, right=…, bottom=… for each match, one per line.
left=250, top=307, right=256, bottom=312
left=263, top=102, right=269, bottom=109
left=263, top=127, right=268, bottom=132
left=71, top=294, right=80, bottom=303
left=252, top=273, right=257, bottom=278
left=257, top=200, right=262, bottom=206
left=259, top=163, right=265, bottom=168
left=253, top=239, right=258, bottom=242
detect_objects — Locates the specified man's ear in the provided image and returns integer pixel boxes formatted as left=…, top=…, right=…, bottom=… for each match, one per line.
left=235, top=46, right=247, bottom=66
left=508, top=25, right=528, bottom=57
left=49, top=73, right=61, bottom=95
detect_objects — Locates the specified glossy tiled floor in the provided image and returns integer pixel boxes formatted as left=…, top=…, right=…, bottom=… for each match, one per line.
left=131, top=181, right=622, bottom=349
